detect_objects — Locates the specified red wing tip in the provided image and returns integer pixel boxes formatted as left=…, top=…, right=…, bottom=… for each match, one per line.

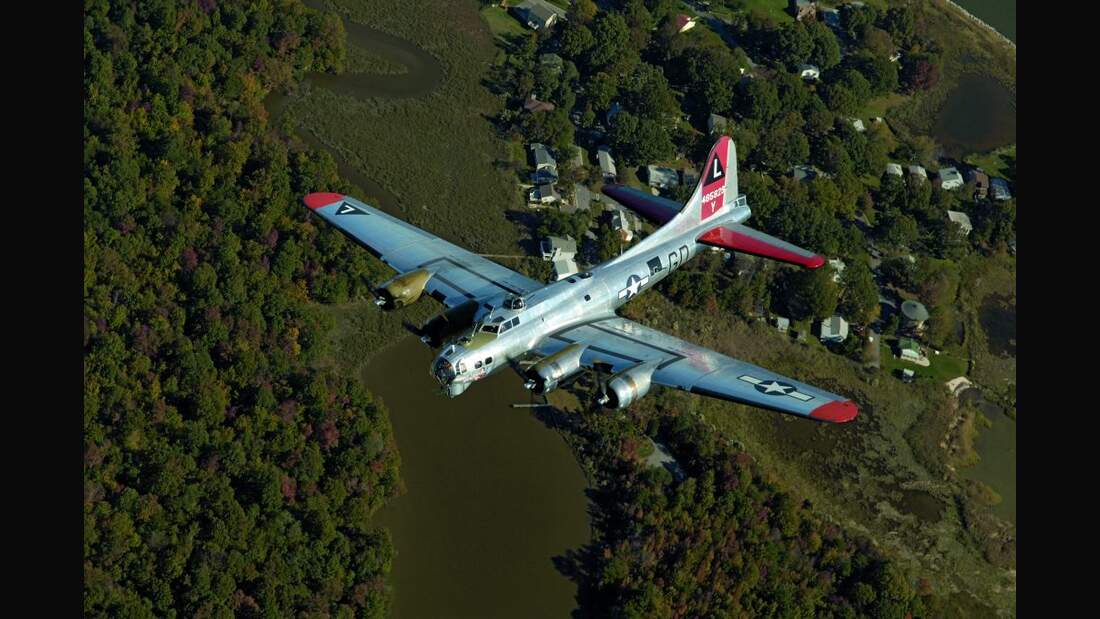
left=805, top=255, right=826, bottom=269
left=809, top=400, right=858, bottom=423
left=303, top=192, right=345, bottom=210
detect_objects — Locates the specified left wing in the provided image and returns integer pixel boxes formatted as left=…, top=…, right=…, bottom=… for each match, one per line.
left=532, top=317, right=857, bottom=422
left=303, top=192, right=542, bottom=308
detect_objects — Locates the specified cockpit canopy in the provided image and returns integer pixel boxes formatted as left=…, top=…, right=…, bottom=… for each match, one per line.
left=479, top=314, right=521, bottom=335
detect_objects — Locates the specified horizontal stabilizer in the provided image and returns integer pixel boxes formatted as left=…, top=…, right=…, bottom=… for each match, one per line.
left=698, top=224, right=824, bottom=269
left=601, top=184, right=681, bottom=225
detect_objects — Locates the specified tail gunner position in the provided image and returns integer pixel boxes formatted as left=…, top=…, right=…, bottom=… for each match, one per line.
left=303, top=137, right=857, bottom=423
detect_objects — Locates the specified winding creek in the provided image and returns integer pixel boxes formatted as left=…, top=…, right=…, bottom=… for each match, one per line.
left=265, top=7, right=590, bottom=617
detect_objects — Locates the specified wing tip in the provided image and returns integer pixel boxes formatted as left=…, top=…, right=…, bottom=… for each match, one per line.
left=804, top=255, right=826, bottom=269
left=303, top=192, right=345, bottom=210
left=809, top=400, right=858, bottom=423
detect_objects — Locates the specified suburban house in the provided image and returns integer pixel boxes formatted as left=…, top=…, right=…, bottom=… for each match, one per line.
left=513, top=0, right=567, bottom=30
left=647, top=165, right=680, bottom=190
left=827, top=258, right=846, bottom=283
left=775, top=316, right=790, bottom=333
left=819, top=316, right=849, bottom=343
left=541, top=235, right=577, bottom=261
left=798, top=64, right=821, bottom=80
left=885, top=162, right=903, bottom=177
left=673, top=14, right=697, bottom=33
left=528, top=183, right=560, bottom=205
left=522, top=94, right=556, bottom=114
left=820, top=7, right=840, bottom=29
left=938, top=167, right=964, bottom=190
left=789, top=0, right=817, bottom=21
left=538, top=53, right=564, bottom=76
left=900, top=368, right=915, bottom=383
left=991, top=177, right=1012, bottom=201
left=847, top=117, right=866, bottom=132
left=609, top=208, right=635, bottom=242
left=597, top=147, right=617, bottom=182
left=530, top=143, right=558, bottom=181
left=708, top=113, right=730, bottom=135
left=898, top=337, right=921, bottom=361
left=947, top=210, right=973, bottom=235
left=541, top=236, right=579, bottom=281
left=967, top=169, right=990, bottom=199
left=900, top=299, right=929, bottom=331
left=908, top=164, right=928, bottom=182
left=792, top=165, right=818, bottom=182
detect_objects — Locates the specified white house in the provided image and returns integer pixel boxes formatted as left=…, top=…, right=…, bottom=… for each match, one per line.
left=819, top=316, right=849, bottom=343
left=847, top=117, right=866, bottom=132
left=597, top=148, right=617, bottom=182
left=938, top=167, right=964, bottom=190
left=885, top=163, right=903, bottom=177
left=610, top=208, right=634, bottom=242
left=828, top=258, right=846, bottom=283
left=947, top=210, right=972, bottom=235
left=541, top=235, right=577, bottom=261
left=528, top=183, right=560, bottom=205
left=775, top=316, right=790, bottom=333
left=513, top=0, right=567, bottom=30
left=708, top=113, right=730, bottom=135
left=530, top=143, right=558, bottom=179
left=798, top=64, right=821, bottom=80
left=647, top=165, right=680, bottom=190
left=673, top=14, right=697, bottom=33
left=908, top=164, right=928, bottom=182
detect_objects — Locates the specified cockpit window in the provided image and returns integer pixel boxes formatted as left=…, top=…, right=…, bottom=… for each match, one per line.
left=503, top=295, right=526, bottom=310
left=481, top=324, right=499, bottom=334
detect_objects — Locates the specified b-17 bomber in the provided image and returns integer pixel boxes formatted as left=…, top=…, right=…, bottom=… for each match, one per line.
left=303, top=137, right=857, bottom=423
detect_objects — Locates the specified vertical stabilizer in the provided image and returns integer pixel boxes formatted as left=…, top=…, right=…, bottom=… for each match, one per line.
left=683, top=135, right=738, bottom=222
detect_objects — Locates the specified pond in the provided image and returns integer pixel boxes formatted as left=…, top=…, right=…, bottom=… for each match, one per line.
left=932, top=73, right=1017, bottom=159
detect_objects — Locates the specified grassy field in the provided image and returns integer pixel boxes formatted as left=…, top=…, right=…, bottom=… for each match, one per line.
left=964, top=144, right=1016, bottom=180
left=737, top=0, right=794, bottom=23
left=283, top=0, right=528, bottom=257
left=480, top=5, right=527, bottom=41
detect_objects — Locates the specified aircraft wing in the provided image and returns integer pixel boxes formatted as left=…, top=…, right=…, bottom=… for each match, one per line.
left=533, top=317, right=857, bottom=422
left=303, top=193, right=542, bottom=307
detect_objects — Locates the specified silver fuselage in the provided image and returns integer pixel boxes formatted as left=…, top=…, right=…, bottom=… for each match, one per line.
left=432, top=199, right=751, bottom=395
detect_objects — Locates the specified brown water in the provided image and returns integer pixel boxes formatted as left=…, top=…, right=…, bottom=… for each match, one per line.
left=364, top=338, right=589, bottom=619
left=267, top=4, right=592, bottom=616
left=932, top=73, right=1017, bottom=158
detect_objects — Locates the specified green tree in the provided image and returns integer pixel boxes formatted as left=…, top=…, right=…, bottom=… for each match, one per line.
left=839, top=258, right=880, bottom=324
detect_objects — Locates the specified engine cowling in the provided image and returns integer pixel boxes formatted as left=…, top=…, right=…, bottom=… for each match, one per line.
left=417, top=299, right=480, bottom=348
left=374, top=269, right=432, bottom=310
left=523, top=343, right=586, bottom=394
left=599, top=362, right=658, bottom=409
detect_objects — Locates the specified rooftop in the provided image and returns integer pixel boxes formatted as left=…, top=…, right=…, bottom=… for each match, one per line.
left=900, top=300, right=929, bottom=321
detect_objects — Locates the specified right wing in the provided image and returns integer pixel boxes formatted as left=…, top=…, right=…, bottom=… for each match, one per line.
left=532, top=316, right=857, bottom=423
left=697, top=223, right=825, bottom=269
left=303, top=192, right=542, bottom=308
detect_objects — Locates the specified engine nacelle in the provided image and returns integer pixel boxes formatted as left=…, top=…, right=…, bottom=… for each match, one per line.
left=417, top=299, right=480, bottom=348
left=375, top=269, right=432, bottom=310
left=523, top=343, right=586, bottom=394
left=598, top=362, right=658, bottom=409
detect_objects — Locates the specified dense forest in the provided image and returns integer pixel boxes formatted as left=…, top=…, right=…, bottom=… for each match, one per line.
left=84, top=1, right=402, bottom=615
left=549, top=390, right=925, bottom=618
